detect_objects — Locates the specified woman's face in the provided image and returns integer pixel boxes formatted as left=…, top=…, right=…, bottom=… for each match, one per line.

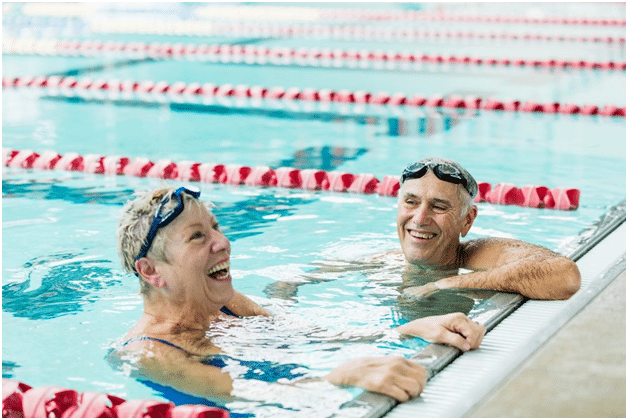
left=156, top=200, right=234, bottom=309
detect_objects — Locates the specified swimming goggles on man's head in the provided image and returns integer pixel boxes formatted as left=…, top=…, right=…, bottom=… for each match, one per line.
left=400, top=161, right=478, bottom=198
left=135, top=186, right=201, bottom=262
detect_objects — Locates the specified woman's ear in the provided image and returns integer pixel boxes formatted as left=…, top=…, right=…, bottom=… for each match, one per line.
left=135, top=258, right=166, bottom=288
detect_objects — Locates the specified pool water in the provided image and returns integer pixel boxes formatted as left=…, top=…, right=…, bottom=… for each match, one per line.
left=2, top=2, right=626, bottom=417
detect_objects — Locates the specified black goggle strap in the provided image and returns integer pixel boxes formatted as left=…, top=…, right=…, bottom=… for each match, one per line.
left=402, top=162, right=473, bottom=196
left=134, top=187, right=201, bottom=263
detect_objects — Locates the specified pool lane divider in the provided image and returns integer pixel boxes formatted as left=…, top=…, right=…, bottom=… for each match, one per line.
left=7, top=10, right=626, bottom=27
left=2, top=76, right=625, bottom=118
left=4, top=39, right=626, bottom=73
left=83, top=21, right=626, bottom=44
left=1, top=378, right=229, bottom=418
left=307, top=9, right=627, bottom=25
left=3, top=148, right=581, bottom=211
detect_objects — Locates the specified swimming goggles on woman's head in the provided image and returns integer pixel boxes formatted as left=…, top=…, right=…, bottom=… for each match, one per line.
left=400, top=161, right=478, bottom=198
left=135, top=186, right=201, bottom=261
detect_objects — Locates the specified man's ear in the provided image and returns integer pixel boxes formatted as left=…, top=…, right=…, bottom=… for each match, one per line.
left=460, top=205, right=478, bottom=237
left=135, top=258, right=166, bottom=288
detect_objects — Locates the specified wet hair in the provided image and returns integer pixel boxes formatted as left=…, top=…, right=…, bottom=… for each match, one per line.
left=116, top=187, right=207, bottom=295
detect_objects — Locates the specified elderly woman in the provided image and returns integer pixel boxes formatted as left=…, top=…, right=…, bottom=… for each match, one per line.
left=110, top=186, right=485, bottom=405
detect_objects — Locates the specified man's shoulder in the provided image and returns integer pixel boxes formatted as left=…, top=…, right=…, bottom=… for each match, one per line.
left=461, top=236, right=524, bottom=250
left=459, top=237, right=518, bottom=266
left=372, top=249, right=405, bottom=263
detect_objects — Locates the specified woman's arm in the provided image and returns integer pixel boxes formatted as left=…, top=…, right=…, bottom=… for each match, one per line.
left=324, top=356, right=426, bottom=402
left=114, top=339, right=427, bottom=403
left=395, top=312, right=485, bottom=351
left=224, top=290, right=271, bottom=317
left=113, top=341, right=234, bottom=403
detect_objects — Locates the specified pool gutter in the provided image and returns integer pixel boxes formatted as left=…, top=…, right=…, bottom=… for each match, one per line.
left=339, top=200, right=626, bottom=418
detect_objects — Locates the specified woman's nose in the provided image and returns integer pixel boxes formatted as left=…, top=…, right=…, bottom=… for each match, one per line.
left=210, top=231, right=230, bottom=254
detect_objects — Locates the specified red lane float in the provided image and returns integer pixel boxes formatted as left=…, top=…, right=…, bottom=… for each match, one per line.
left=2, top=148, right=580, bottom=210
left=475, top=183, right=579, bottom=210
left=3, top=75, right=625, bottom=118
left=1, top=378, right=229, bottom=418
left=4, top=39, right=626, bottom=72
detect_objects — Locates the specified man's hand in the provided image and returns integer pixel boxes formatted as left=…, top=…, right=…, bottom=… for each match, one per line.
left=403, top=282, right=441, bottom=298
left=325, top=356, right=426, bottom=402
left=395, top=312, right=485, bottom=352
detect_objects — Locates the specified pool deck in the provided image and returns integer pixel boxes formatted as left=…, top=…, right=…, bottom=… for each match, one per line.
left=468, top=269, right=626, bottom=418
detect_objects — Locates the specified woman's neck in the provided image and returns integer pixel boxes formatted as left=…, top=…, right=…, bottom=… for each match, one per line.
left=140, top=299, right=225, bottom=335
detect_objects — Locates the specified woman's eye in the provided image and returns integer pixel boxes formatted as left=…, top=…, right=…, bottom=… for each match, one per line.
left=190, top=231, right=205, bottom=240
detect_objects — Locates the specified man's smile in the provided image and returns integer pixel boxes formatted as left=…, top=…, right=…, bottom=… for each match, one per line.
left=407, top=229, right=437, bottom=240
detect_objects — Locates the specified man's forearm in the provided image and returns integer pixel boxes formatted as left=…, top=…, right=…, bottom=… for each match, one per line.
left=436, top=255, right=581, bottom=300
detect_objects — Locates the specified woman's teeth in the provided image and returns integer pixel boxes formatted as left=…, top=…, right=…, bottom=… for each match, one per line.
left=207, top=262, right=229, bottom=279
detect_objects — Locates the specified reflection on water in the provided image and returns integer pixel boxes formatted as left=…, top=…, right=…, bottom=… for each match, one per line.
left=204, top=310, right=414, bottom=417
left=2, top=251, right=120, bottom=320
left=264, top=251, right=498, bottom=325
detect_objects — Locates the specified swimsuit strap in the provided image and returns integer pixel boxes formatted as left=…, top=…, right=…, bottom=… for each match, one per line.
left=219, top=305, right=238, bottom=317
left=122, top=336, right=186, bottom=351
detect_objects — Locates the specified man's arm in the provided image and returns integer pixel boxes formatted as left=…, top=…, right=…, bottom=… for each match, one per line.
left=410, top=237, right=580, bottom=300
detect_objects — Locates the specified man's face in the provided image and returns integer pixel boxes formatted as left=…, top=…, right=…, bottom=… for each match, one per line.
left=396, top=172, right=476, bottom=267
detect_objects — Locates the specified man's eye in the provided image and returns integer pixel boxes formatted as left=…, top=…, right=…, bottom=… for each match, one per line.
left=212, top=223, right=220, bottom=231
left=191, top=231, right=205, bottom=240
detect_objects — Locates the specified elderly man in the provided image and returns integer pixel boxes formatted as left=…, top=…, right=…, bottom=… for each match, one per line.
left=398, top=157, right=581, bottom=300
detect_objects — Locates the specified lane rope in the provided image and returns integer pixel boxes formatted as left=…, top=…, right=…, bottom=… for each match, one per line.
left=84, top=21, right=627, bottom=44
left=4, top=38, right=625, bottom=72
left=2, top=378, right=229, bottom=418
left=311, top=9, right=626, bottom=25
left=3, top=148, right=581, bottom=210
left=3, top=75, right=625, bottom=118
left=10, top=6, right=627, bottom=26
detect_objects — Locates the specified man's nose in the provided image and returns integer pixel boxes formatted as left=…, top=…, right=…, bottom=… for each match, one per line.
left=411, top=204, right=431, bottom=225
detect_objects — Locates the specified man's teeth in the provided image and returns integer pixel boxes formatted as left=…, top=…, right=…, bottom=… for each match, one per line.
left=410, top=231, right=436, bottom=239
left=207, top=261, right=229, bottom=276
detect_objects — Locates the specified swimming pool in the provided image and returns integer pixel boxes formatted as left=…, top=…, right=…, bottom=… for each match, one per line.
left=2, top=2, right=626, bottom=418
